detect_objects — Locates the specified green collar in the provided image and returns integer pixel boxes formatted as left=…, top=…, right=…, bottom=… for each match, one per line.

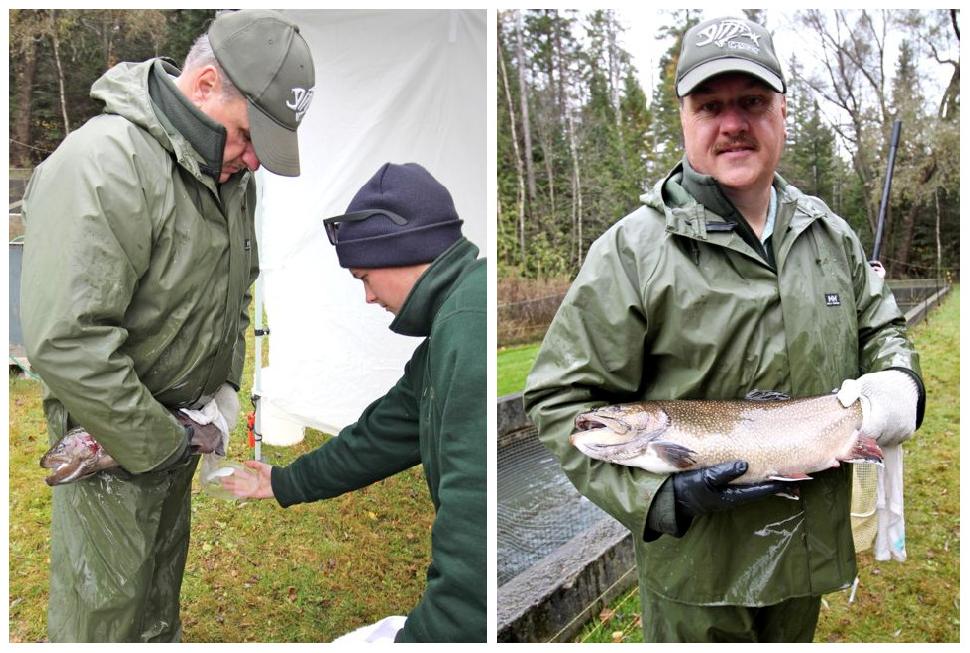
left=147, top=59, right=226, bottom=181
left=390, top=237, right=480, bottom=338
left=669, top=157, right=774, bottom=265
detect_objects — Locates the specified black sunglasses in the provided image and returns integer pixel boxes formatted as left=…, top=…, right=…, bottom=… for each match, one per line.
left=322, top=209, right=409, bottom=245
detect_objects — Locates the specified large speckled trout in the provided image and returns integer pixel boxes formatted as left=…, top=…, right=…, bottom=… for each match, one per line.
left=570, top=392, right=882, bottom=484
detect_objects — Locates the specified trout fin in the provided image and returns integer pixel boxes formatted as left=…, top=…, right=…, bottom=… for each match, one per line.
left=842, top=435, right=884, bottom=465
left=744, top=389, right=791, bottom=402
left=651, top=441, right=696, bottom=469
left=768, top=472, right=813, bottom=481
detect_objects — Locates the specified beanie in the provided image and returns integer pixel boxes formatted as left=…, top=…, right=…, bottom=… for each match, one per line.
left=330, top=162, right=463, bottom=268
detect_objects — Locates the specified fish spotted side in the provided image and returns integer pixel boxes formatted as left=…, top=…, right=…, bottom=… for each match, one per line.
left=569, top=392, right=881, bottom=484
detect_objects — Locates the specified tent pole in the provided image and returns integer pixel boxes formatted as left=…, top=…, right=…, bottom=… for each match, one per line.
left=252, top=172, right=265, bottom=462
left=253, top=275, right=264, bottom=462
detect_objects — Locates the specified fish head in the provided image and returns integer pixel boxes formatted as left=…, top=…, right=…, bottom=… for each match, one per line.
left=40, top=428, right=104, bottom=486
left=570, top=404, right=669, bottom=459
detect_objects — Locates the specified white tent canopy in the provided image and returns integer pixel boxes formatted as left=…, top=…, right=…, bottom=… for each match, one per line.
left=253, top=10, right=486, bottom=441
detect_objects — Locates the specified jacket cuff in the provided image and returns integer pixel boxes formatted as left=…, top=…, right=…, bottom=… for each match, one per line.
left=154, top=426, right=191, bottom=471
left=887, top=366, right=926, bottom=429
left=270, top=464, right=304, bottom=508
left=644, top=476, right=685, bottom=541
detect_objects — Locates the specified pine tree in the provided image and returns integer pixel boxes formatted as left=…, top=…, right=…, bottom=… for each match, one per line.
left=646, top=10, right=702, bottom=181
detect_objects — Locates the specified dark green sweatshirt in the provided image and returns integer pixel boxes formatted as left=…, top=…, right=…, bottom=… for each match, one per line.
left=271, top=237, right=486, bottom=642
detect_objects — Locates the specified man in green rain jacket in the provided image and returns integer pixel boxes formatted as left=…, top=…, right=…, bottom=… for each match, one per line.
left=224, top=163, right=487, bottom=643
left=21, top=10, right=314, bottom=642
left=524, top=16, right=924, bottom=643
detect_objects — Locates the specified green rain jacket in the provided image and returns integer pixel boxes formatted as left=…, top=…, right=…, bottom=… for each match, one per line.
left=21, top=58, right=257, bottom=642
left=271, top=238, right=487, bottom=642
left=22, top=59, right=258, bottom=469
left=524, top=161, right=923, bottom=607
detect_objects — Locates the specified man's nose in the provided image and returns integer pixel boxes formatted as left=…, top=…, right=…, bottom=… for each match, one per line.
left=243, top=143, right=260, bottom=171
left=719, top=103, right=749, bottom=134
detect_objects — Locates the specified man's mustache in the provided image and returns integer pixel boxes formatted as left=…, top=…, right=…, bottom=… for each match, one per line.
left=714, top=137, right=758, bottom=153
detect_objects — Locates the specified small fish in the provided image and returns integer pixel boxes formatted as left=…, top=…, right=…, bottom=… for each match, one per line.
left=40, top=427, right=120, bottom=486
left=570, top=391, right=882, bottom=484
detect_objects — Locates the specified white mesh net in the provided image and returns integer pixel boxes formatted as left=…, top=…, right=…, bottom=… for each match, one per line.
left=851, top=463, right=879, bottom=552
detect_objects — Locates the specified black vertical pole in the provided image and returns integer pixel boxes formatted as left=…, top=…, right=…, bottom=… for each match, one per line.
left=871, top=120, right=902, bottom=262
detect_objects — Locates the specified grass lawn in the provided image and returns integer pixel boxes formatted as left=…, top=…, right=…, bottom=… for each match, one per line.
left=9, top=305, right=434, bottom=642
left=497, top=343, right=539, bottom=397
left=573, top=285, right=960, bottom=643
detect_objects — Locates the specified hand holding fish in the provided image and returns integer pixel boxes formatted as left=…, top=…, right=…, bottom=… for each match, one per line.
left=672, top=460, right=795, bottom=529
left=41, top=407, right=229, bottom=486
left=837, top=369, right=918, bottom=447
left=219, top=460, right=275, bottom=499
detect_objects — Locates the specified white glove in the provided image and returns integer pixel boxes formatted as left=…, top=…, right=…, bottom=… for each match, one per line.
left=214, top=383, right=241, bottom=432
left=837, top=370, right=919, bottom=446
left=181, top=397, right=232, bottom=485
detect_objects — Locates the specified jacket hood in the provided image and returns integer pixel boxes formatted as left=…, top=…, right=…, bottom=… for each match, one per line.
left=91, top=59, right=176, bottom=151
left=390, top=237, right=481, bottom=338
left=91, top=59, right=227, bottom=186
left=641, top=158, right=795, bottom=265
left=643, top=158, right=795, bottom=221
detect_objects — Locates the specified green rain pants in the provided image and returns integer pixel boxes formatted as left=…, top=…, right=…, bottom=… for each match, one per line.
left=47, top=454, right=199, bottom=642
left=641, top=589, right=822, bottom=642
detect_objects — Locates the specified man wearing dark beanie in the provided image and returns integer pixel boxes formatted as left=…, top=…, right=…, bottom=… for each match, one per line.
left=224, top=162, right=486, bottom=643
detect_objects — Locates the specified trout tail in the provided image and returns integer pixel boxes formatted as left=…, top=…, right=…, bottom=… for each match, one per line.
left=842, top=434, right=883, bottom=465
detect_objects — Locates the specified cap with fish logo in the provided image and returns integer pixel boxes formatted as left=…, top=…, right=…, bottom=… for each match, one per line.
left=675, top=16, right=785, bottom=97
left=209, top=9, right=316, bottom=177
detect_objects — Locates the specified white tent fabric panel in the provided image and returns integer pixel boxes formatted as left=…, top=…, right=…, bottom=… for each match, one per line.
left=254, top=10, right=486, bottom=437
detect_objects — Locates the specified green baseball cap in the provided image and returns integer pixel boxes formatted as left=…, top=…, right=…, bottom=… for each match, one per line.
left=209, top=9, right=315, bottom=177
left=676, top=16, right=785, bottom=97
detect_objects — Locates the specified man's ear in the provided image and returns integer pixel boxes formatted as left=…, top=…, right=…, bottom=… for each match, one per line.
left=189, top=65, right=220, bottom=105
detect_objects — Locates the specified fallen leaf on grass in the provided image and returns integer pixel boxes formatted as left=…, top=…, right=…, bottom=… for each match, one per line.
left=611, top=631, right=624, bottom=642
left=599, top=608, right=615, bottom=623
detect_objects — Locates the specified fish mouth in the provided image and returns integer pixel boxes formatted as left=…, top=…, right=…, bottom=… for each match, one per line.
left=40, top=453, right=67, bottom=469
left=570, top=416, right=635, bottom=448
left=573, top=413, right=630, bottom=435
left=574, top=415, right=606, bottom=432
left=572, top=414, right=625, bottom=447
left=43, top=460, right=80, bottom=486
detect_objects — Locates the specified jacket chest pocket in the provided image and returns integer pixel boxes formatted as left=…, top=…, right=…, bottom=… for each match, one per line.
left=780, top=225, right=860, bottom=388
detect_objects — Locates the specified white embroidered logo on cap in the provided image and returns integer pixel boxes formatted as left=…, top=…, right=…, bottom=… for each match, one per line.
left=286, top=87, right=314, bottom=123
left=696, top=20, right=762, bottom=49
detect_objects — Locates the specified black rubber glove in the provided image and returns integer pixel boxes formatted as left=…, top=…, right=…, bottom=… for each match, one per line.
left=672, top=460, right=795, bottom=534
